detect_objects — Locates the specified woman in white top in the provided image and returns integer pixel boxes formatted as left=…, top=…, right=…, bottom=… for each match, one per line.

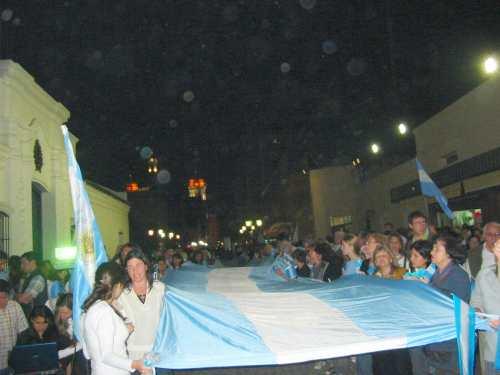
left=471, top=238, right=500, bottom=375
left=119, top=248, right=165, bottom=360
left=82, top=262, right=149, bottom=375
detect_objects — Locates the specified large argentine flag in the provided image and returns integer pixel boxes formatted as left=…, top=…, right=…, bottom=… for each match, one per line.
left=416, top=159, right=454, bottom=219
left=61, top=126, right=108, bottom=340
left=152, top=264, right=482, bottom=370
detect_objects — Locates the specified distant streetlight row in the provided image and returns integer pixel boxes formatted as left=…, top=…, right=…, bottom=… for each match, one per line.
left=147, top=228, right=181, bottom=240
left=365, top=56, right=499, bottom=159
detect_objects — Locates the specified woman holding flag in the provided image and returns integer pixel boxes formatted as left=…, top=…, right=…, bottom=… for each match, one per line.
left=81, top=262, right=150, bottom=375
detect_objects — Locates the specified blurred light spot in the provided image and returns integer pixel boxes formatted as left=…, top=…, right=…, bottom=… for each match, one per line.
left=183, top=90, right=195, bottom=103
left=140, top=146, right=154, bottom=160
left=299, top=0, right=316, bottom=10
left=169, top=119, right=178, bottom=128
left=1, top=8, right=13, bottom=21
left=280, top=62, right=291, bottom=73
left=347, top=58, right=366, bottom=76
left=322, top=40, right=337, bottom=55
left=12, top=17, right=21, bottom=26
left=157, top=170, right=171, bottom=184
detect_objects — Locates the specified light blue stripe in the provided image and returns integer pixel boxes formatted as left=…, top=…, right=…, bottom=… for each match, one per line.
left=155, top=266, right=275, bottom=369
left=154, top=265, right=479, bottom=369
left=453, top=295, right=465, bottom=375
left=250, top=271, right=457, bottom=348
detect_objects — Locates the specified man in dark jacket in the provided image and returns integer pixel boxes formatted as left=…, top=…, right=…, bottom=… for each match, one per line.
left=16, top=252, right=47, bottom=317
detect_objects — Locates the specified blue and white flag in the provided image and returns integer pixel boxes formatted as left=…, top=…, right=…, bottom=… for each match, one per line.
left=453, top=295, right=476, bottom=375
left=151, top=264, right=484, bottom=370
left=61, top=125, right=108, bottom=341
left=416, top=159, right=454, bottom=219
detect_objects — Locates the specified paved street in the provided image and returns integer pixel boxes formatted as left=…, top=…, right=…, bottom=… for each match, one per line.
left=163, top=357, right=356, bottom=375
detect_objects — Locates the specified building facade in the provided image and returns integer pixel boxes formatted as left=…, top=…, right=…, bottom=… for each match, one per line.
left=311, top=75, right=500, bottom=237
left=0, top=60, right=129, bottom=262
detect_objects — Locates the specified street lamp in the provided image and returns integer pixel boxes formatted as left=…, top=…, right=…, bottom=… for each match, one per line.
left=370, top=143, right=380, bottom=154
left=175, top=234, right=181, bottom=240
left=245, top=220, right=253, bottom=227
left=397, top=123, right=408, bottom=135
left=484, top=56, right=498, bottom=75
left=147, top=229, right=155, bottom=236
left=256, top=219, right=263, bottom=227
left=168, top=232, right=174, bottom=240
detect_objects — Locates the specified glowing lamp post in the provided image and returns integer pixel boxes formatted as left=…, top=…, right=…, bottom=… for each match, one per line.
left=484, top=56, right=498, bottom=75
left=370, top=143, right=380, bottom=154
left=397, top=123, right=408, bottom=135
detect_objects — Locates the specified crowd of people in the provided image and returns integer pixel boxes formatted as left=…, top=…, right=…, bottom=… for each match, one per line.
left=0, top=210, right=499, bottom=374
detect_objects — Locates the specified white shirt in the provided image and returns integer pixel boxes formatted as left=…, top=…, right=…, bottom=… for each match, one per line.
left=82, top=300, right=133, bottom=375
left=470, top=265, right=500, bottom=363
left=118, top=281, right=165, bottom=360
left=480, top=246, right=497, bottom=269
left=464, top=244, right=496, bottom=276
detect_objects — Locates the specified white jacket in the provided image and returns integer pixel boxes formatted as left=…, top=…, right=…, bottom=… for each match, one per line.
left=82, top=300, right=133, bottom=375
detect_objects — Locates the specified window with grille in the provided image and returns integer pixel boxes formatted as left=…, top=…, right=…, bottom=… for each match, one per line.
left=0, top=212, right=9, bottom=256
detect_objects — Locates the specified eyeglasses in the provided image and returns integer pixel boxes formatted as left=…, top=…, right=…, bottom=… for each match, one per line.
left=485, top=232, right=500, bottom=238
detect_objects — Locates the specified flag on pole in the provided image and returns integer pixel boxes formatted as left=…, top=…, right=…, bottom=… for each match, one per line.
left=61, top=125, right=108, bottom=340
left=416, top=159, right=454, bottom=219
left=453, top=294, right=476, bottom=375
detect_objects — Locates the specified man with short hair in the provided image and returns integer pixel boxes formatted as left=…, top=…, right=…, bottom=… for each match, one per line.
left=16, top=251, right=47, bottom=316
left=464, top=221, right=500, bottom=279
left=0, top=279, right=29, bottom=374
left=405, top=211, right=429, bottom=253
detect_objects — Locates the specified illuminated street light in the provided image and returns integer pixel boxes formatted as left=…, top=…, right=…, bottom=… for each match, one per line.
left=158, top=229, right=165, bottom=236
left=190, top=242, right=198, bottom=247
left=370, top=143, right=380, bottom=154
left=168, top=232, right=174, bottom=239
left=397, top=123, right=408, bottom=135
left=147, top=229, right=155, bottom=236
left=256, top=219, right=263, bottom=227
left=245, top=220, right=253, bottom=227
left=175, top=234, right=181, bottom=240
left=484, top=56, right=498, bottom=75
left=241, top=226, right=246, bottom=232
left=251, top=225, right=256, bottom=230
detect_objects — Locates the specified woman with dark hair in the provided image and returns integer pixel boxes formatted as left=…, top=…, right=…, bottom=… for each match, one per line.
left=404, top=240, right=436, bottom=282
left=112, top=243, right=137, bottom=267
left=309, top=242, right=343, bottom=282
left=55, top=293, right=84, bottom=374
left=82, top=262, right=148, bottom=375
left=291, top=249, right=311, bottom=277
left=118, top=249, right=165, bottom=362
left=387, top=232, right=408, bottom=270
left=16, top=304, right=75, bottom=372
left=411, top=235, right=471, bottom=375
left=430, top=235, right=470, bottom=301
left=17, top=305, right=59, bottom=344
left=171, top=253, right=184, bottom=269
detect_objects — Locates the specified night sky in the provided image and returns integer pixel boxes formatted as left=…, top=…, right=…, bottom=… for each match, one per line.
left=2, top=0, right=500, bottom=222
